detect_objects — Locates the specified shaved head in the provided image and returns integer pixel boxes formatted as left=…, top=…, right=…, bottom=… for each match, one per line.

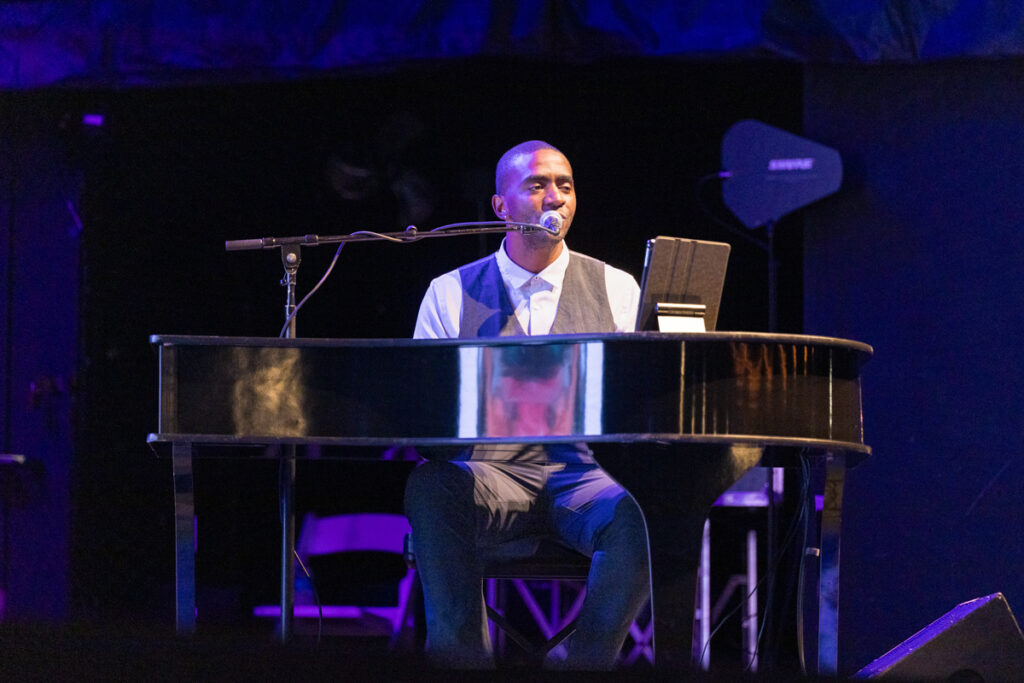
left=490, top=141, right=576, bottom=272
left=495, top=140, right=564, bottom=194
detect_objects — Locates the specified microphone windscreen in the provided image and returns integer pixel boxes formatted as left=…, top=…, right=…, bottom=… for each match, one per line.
left=539, top=210, right=562, bottom=233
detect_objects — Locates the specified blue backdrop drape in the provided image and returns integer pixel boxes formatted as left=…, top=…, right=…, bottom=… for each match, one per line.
left=4, top=1, right=1024, bottom=89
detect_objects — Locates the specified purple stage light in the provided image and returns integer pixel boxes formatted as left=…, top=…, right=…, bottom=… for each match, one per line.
left=82, top=113, right=104, bottom=127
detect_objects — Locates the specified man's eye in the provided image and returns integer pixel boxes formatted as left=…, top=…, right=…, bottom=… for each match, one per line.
left=560, top=185, right=573, bottom=193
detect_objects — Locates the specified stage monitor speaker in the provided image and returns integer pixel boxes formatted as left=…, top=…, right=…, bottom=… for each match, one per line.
left=855, top=592, right=1024, bottom=681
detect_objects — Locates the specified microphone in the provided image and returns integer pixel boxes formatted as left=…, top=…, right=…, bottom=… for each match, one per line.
left=538, top=210, right=563, bottom=234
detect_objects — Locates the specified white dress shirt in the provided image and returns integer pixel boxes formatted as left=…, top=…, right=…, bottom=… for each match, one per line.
left=414, top=239, right=640, bottom=339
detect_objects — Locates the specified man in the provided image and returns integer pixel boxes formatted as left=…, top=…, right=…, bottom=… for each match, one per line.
left=405, top=140, right=651, bottom=669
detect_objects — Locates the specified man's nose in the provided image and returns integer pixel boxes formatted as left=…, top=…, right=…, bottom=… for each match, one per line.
left=544, top=185, right=565, bottom=206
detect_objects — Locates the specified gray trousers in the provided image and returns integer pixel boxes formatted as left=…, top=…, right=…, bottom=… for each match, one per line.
left=404, top=458, right=652, bottom=669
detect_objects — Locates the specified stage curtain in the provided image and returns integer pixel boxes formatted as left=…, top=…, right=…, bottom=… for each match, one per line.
left=3, top=1, right=1024, bottom=89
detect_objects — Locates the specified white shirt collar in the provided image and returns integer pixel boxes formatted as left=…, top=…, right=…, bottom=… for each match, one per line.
left=495, top=238, right=571, bottom=290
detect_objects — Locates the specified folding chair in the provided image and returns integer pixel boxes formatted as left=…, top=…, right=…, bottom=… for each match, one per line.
left=254, top=512, right=416, bottom=646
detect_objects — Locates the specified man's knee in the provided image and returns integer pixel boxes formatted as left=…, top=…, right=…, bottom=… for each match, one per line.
left=600, top=497, right=650, bottom=566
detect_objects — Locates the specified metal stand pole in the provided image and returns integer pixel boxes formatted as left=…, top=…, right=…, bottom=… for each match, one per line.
left=765, top=220, right=777, bottom=334
left=278, top=244, right=300, bottom=643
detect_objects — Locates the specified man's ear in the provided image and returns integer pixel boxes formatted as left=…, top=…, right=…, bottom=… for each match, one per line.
left=491, top=194, right=507, bottom=219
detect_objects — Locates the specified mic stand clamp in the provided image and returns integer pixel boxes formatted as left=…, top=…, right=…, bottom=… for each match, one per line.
left=280, top=244, right=301, bottom=340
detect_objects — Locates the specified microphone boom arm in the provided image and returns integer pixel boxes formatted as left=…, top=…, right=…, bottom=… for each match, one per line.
left=224, top=221, right=551, bottom=252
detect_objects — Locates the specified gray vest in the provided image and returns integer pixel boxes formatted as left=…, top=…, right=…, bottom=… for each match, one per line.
left=457, top=250, right=615, bottom=338
left=456, top=249, right=614, bottom=462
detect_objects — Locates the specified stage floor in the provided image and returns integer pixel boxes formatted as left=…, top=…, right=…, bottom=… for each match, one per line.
left=0, top=621, right=824, bottom=681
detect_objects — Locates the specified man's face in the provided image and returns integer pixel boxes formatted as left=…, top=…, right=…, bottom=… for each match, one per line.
left=492, top=148, right=576, bottom=243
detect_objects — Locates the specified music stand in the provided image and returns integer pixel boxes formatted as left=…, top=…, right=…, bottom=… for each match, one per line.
left=635, top=236, right=731, bottom=332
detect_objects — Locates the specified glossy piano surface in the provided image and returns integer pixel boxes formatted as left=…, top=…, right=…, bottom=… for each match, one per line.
left=150, top=331, right=872, bottom=672
left=150, top=331, right=871, bottom=459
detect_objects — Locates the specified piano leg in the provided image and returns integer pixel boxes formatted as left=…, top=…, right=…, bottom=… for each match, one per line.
left=816, top=453, right=845, bottom=675
left=172, top=440, right=196, bottom=633
left=171, top=441, right=298, bottom=638
left=596, top=442, right=762, bottom=671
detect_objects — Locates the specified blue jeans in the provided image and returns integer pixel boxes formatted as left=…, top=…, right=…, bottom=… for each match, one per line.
left=404, top=458, right=652, bottom=669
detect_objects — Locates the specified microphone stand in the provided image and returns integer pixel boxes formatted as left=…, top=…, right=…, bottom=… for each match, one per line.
left=225, top=220, right=550, bottom=643
left=277, top=244, right=300, bottom=643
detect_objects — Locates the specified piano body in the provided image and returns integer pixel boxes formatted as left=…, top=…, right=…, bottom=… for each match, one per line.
left=148, top=331, right=871, bottom=673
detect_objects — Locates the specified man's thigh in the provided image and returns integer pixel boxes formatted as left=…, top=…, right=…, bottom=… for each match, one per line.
left=547, top=464, right=644, bottom=556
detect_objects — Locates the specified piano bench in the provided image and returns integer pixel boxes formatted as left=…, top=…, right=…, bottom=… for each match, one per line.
left=403, top=534, right=591, bottom=663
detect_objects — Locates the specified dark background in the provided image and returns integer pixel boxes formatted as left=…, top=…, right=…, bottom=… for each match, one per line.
left=3, top=3, right=1024, bottom=677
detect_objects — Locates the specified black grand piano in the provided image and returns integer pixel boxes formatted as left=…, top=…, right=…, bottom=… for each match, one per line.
left=148, top=330, right=871, bottom=673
